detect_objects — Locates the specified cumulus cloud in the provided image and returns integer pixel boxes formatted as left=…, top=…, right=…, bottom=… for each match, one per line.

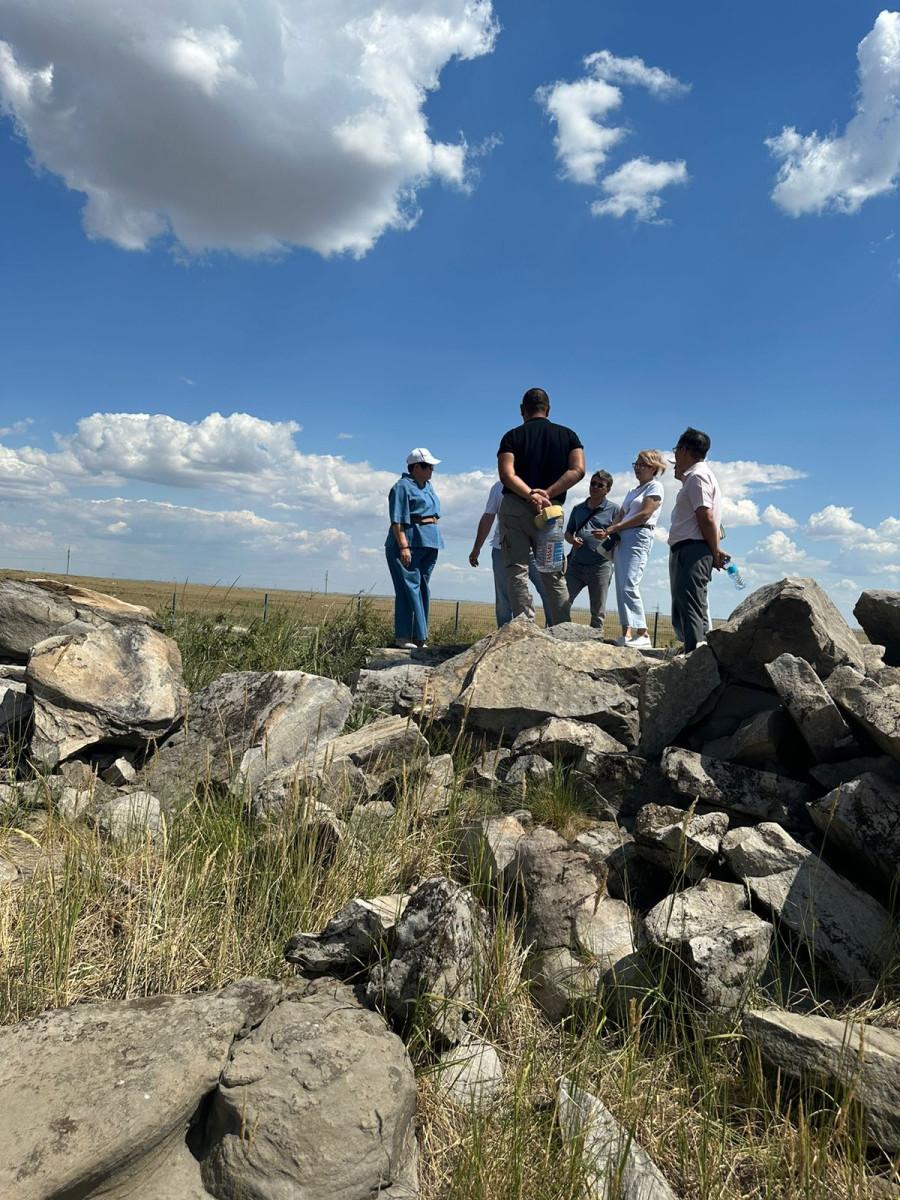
left=762, top=503, right=798, bottom=529
left=746, top=531, right=828, bottom=569
left=768, top=11, right=900, bottom=216
left=805, top=504, right=869, bottom=539
left=536, top=50, right=689, bottom=222
left=0, top=419, right=33, bottom=436
left=0, top=0, right=498, bottom=257
left=590, top=157, right=688, bottom=222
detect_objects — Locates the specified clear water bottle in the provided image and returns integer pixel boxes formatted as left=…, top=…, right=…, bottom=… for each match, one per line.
left=724, top=556, right=746, bottom=591
left=533, top=504, right=565, bottom=573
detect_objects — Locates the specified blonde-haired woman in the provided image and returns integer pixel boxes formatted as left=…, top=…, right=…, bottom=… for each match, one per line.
left=599, top=450, right=666, bottom=648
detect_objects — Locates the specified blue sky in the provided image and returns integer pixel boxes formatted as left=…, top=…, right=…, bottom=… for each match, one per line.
left=1, top=0, right=899, bottom=619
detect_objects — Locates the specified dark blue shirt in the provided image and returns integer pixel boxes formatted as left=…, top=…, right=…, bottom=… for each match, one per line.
left=566, top=497, right=617, bottom=566
left=385, top=473, right=444, bottom=550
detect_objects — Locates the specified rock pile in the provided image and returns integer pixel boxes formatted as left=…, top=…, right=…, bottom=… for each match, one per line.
left=3, top=573, right=900, bottom=1197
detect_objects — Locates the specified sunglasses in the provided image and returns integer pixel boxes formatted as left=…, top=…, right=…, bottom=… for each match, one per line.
left=590, top=480, right=609, bottom=488
left=632, top=461, right=651, bottom=469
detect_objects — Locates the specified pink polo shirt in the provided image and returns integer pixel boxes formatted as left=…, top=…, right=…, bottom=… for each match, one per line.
left=668, top=461, right=721, bottom=546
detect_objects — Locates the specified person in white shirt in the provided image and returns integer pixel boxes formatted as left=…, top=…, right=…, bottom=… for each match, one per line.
left=600, top=450, right=666, bottom=648
left=468, top=479, right=552, bottom=627
left=667, top=427, right=726, bottom=653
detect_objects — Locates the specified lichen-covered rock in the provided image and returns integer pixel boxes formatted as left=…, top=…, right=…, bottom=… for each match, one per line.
left=826, top=667, right=900, bottom=762
left=765, top=653, right=857, bottom=762
left=807, top=773, right=900, bottom=899
left=366, top=877, right=489, bottom=1044
left=638, top=644, right=722, bottom=756
left=644, top=878, right=773, bottom=1011
left=707, top=578, right=865, bottom=687
left=285, top=894, right=409, bottom=972
left=660, top=747, right=814, bottom=827
left=633, top=803, right=728, bottom=880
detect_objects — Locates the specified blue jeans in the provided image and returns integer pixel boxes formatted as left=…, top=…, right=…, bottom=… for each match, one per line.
left=614, top=527, right=654, bottom=630
left=386, top=544, right=438, bottom=642
left=492, top=547, right=553, bottom=627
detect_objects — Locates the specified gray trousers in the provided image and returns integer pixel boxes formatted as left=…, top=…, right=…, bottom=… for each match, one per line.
left=669, top=540, right=713, bottom=652
left=498, top=493, right=570, bottom=625
left=565, top=556, right=612, bottom=630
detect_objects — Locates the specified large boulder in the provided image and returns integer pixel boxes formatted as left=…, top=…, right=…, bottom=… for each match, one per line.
left=557, top=1077, right=679, bottom=1200
left=722, top=823, right=894, bottom=985
left=146, top=669, right=351, bottom=794
left=807, top=773, right=900, bottom=899
left=0, top=577, right=158, bottom=662
left=0, top=978, right=279, bottom=1200
left=366, top=877, right=490, bottom=1044
left=441, top=623, right=647, bottom=744
left=660, top=747, right=814, bottom=827
left=765, top=653, right=856, bottom=762
left=253, top=715, right=429, bottom=816
left=348, top=661, right=433, bottom=718
left=854, top=591, right=900, bottom=667
left=638, top=644, right=722, bottom=756
left=743, top=1009, right=900, bottom=1153
left=825, top=667, right=900, bottom=762
left=201, top=981, right=419, bottom=1200
left=643, top=879, right=773, bottom=1011
left=26, top=621, right=187, bottom=768
left=706, top=578, right=865, bottom=688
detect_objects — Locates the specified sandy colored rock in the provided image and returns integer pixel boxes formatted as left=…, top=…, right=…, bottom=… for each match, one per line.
left=27, top=620, right=186, bottom=768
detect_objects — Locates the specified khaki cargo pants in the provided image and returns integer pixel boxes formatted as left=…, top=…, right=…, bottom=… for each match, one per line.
left=498, top=493, right=570, bottom=626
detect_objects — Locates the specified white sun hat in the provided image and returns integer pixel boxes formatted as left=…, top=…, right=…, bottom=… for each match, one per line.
left=406, top=447, right=441, bottom=466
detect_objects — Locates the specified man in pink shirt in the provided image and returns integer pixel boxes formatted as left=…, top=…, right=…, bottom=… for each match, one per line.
left=667, top=427, right=727, bottom=653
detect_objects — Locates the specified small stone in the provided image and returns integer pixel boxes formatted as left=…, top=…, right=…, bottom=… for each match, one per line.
left=436, top=1034, right=503, bottom=1110
left=633, top=803, right=728, bottom=880
left=95, top=791, right=163, bottom=842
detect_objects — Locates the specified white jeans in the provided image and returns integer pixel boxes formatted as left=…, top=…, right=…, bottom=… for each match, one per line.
left=614, top=526, right=654, bottom=630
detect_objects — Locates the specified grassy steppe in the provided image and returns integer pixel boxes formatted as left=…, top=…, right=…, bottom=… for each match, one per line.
left=0, top=598, right=895, bottom=1199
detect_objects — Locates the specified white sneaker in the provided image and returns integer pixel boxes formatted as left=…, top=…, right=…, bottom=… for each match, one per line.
left=395, top=640, right=417, bottom=649
left=625, top=635, right=651, bottom=648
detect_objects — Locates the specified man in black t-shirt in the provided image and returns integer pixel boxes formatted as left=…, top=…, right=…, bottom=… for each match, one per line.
left=497, top=388, right=585, bottom=625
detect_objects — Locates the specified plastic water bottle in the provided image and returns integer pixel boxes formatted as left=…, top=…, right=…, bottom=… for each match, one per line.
left=724, top=557, right=746, bottom=591
left=533, top=505, right=566, bottom=573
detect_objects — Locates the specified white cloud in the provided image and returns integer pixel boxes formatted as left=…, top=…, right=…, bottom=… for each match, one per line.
left=337, top=432, right=354, bottom=440
left=0, top=419, right=33, bottom=436
left=762, top=503, right=798, bottom=529
left=768, top=11, right=900, bottom=216
left=590, top=157, right=688, bottom=222
left=0, top=0, right=498, bottom=257
left=106, top=521, right=130, bottom=534
left=720, top=497, right=760, bottom=527
left=805, top=504, right=868, bottom=539
left=0, top=521, right=55, bottom=552
left=536, top=50, right=689, bottom=222
left=746, top=531, right=828, bottom=569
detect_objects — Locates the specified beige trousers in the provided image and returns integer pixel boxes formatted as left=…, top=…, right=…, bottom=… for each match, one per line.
left=498, top=493, right=570, bottom=625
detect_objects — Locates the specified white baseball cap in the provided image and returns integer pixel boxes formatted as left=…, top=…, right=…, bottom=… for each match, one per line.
left=407, top=447, right=441, bottom=466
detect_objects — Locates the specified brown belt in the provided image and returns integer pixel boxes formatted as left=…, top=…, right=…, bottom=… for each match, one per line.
left=410, top=516, right=440, bottom=524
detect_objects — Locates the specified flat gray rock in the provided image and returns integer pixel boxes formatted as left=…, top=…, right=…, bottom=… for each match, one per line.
left=807, top=773, right=900, bottom=898
left=707, top=578, right=865, bottom=688
left=854, top=590, right=900, bottom=667
left=765, top=652, right=856, bottom=762
left=455, top=815, right=528, bottom=886
left=557, top=1077, right=679, bottom=1200
left=743, top=1008, right=900, bottom=1152
left=723, top=823, right=894, bottom=985
left=96, top=790, right=163, bottom=842
left=660, top=747, right=814, bottom=827
left=512, top=717, right=626, bottom=761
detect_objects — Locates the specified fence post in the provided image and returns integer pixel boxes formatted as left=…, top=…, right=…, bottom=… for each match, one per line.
left=454, top=601, right=460, bottom=634
left=652, top=605, right=659, bottom=648
left=357, top=595, right=362, bottom=616
left=263, top=593, right=268, bottom=623
left=171, top=591, right=177, bottom=620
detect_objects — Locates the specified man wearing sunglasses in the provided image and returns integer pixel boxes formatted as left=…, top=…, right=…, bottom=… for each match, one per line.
left=563, top=470, right=616, bottom=630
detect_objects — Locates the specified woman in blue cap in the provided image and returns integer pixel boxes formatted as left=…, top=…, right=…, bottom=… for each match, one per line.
left=386, top=448, right=444, bottom=648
